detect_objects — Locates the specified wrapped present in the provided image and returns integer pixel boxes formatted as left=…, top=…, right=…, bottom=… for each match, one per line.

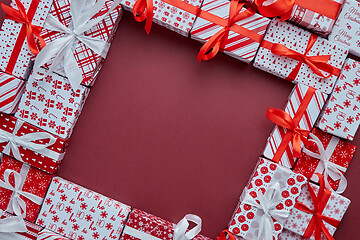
left=0, top=0, right=53, bottom=80
left=0, top=72, right=26, bottom=114
left=228, top=158, right=306, bottom=240
left=293, top=128, right=356, bottom=193
left=254, top=18, right=348, bottom=94
left=317, top=59, right=360, bottom=140
left=0, top=156, right=52, bottom=222
left=284, top=174, right=350, bottom=239
left=38, top=229, right=70, bottom=239
left=190, top=0, right=270, bottom=63
left=0, top=112, right=67, bottom=174
left=32, top=0, right=123, bottom=89
left=36, top=177, right=131, bottom=240
left=278, top=229, right=306, bottom=240
left=263, top=84, right=327, bottom=168
left=15, top=68, right=90, bottom=139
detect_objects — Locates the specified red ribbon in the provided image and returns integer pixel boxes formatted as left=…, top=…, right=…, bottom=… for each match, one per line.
left=255, top=0, right=294, bottom=20
left=295, top=173, right=340, bottom=240
left=133, top=0, right=153, bottom=35
left=217, top=230, right=236, bottom=240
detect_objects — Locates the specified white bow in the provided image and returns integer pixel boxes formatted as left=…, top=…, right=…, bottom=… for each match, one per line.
left=243, top=182, right=290, bottom=240
left=33, top=0, right=121, bottom=90
left=302, top=133, right=347, bottom=194
left=0, top=210, right=27, bottom=234
left=173, top=214, right=202, bottom=240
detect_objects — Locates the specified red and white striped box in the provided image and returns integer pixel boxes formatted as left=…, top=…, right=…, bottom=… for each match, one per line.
left=254, top=18, right=348, bottom=94
left=15, top=68, right=90, bottom=139
left=317, top=59, right=360, bottom=140
left=263, top=84, right=327, bottom=168
left=0, top=0, right=53, bottom=80
left=0, top=72, right=26, bottom=114
left=0, top=212, right=43, bottom=239
left=38, top=229, right=70, bottom=239
left=190, top=0, right=270, bottom=63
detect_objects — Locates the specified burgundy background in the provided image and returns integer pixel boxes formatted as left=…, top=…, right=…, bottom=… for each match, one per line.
left=1, top=3, right=360, bottom=238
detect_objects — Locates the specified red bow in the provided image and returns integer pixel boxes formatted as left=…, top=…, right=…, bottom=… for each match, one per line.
left=217, top=230, right=236, bottom=240
left=133, top=0, right=153, bottom=35
left=254, top=0, right=295, bottom=20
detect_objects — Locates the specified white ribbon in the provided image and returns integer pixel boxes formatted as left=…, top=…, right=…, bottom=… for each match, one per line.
left=302, top=133, right=348, bottom=194
left=243, top=182, right=290, bottom=240
left=33, top=0, right=121, bottom=90
left=0, top=210, right=27, bottom=234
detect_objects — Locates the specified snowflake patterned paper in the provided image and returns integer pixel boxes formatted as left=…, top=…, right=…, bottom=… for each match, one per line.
left=278, top=229, right=306, bottom=240
left=0, top=71, right=26, bottom=114
left=15, top=68, right=90, bottom=139
left=228, top=158, right=306, bottom=240
left=36, top=177, right=131, bottom=240
left=317, top=59, right=360, bottom=140
left=254, top=18, right=348, bottom=94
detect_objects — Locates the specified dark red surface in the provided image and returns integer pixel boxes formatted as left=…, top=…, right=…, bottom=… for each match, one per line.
left=1, top=3, right=360, bottom=238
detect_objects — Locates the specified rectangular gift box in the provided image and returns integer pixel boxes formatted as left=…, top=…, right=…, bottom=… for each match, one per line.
left=15, top=68, right=90, bottom=139
left=228, top=158, right=307, bottom=240
left=317, top=59, right=360, bottom=140
left=278, top=229, right=306, bottom=240
left=36, top=177, right=131, bottom=240
left=0, top=0, right=53, bottom=80
left=190, top=0, right=270, bottom=63
left=0, top=71, right=26, bottom=114
left=38, top=229, right=70, bottom=239
left=0, top=112, right=67, bottom=174
left=293, top=128, right=356, bottom=192
left=263, top=84, right=327, bottom=168
left=254, top=18, right=348, bottom=94
left=0, top=156, right=53, bottom=222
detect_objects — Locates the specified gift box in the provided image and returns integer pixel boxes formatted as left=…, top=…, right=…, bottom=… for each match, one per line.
left=254, top=18, right=348, bottom=94
left=190, top=0, right=270, bottom=63
left=0, top=156, right=52, bottom=222
left=263, top=84, right=327, bottom=168
left=278, top=229, right=306, bottom=240
left=0, top=112, right=67, bottom=174
left=228, top=158, right=306, bottom=240
left=284, top=175, right=350, bottom=239
left=0, top=0, right=53, bottom=80
left=0, top=72, right=26, bottom=114
left=317, top=59, right=360, bottom=140
left=38, top=229, right=70, bottom=239
left=15, top=68, right=90, bottom=139
left=36, top=177, right=131, bottom=240
left=293, top=128, right=356, bottom=193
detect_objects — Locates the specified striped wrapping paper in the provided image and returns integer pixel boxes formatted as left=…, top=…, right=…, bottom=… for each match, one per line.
left=263, top=84, right=327, bottom=168
left=37, top=229, right=69, bottom=239
left=190, top=0, right=270, bottom=63
left=0, top=72, right=25, bottom=114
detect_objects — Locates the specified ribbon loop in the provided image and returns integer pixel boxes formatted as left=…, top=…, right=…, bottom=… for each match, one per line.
left=0, top=210, right=27, bottom=233
left=254, top=0, right=295, bottom=20
left=133, top=0, right=153, bottom=34
left=173, top=214, right=202, bottom=240
left=216, top=230, right=236, bottom=240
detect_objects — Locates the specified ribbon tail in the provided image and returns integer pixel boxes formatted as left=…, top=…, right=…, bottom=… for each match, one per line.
left=63, top=45, right=84, bottom=90
left=0, top=213, right=27, bottom=232
left=77, top=35, right=109, bottom=58
left=197, top=29, right=227, bottom=62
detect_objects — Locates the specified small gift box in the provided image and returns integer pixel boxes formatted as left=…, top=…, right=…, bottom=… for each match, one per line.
left=36, top=177, right=131, bottom=240
left=263, top=84, right=327, bottom=168
left=32, top=0, right=123, bottom=89
left=317, top=59, right=360, bottom=140
left=293, top=128, right=356, bottom=193
left=284, top=174, right=350, bottom=239
left=0, top=0, right=53, bottom=80
left=0, top=112, right=67, bottom=174
left=254, top=18, right=348, bottom=94
left=38, top=229, right=70, bottom=239
left=228, top=158, right=306, bottom=240
left=190, top=0, right=270, bottom=63
left=15, top=68, right=90, bottom=139
left=0, top=72, right=26, bottom=114
left=0, top=156, right=52, bottom=222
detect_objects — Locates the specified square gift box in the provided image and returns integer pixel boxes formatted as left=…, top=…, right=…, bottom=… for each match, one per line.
left=36, top=177, right=131, bottom=240
left=190, top=0, right=270, bottom=63
left=0, top=71, right=26, bottom=114
left=0, top=0, right=53, bottom=80
left=15, top=68, right=90, bottom=139
left=0, top=156, right=53, bottom=222
left=317, top=59, right=360, bottom=140
left=293, top=128, right=356, bottom=193
left=228, top=158, right=306, bottom=240
left=263, top=84, right=327, bottom=168
left=254, top=18, right=348, bottom=94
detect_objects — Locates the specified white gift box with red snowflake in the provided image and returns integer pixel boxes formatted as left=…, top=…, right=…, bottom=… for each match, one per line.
left=36, top=177, right=131, bottom=240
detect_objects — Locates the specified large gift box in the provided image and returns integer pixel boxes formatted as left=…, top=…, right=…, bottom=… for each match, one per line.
left=0, top=0, right=53, bottom=80
left=15, top=68, right=90, bottom=139
left=0, top=156, right=52, bottom=222
left=254, top=18, right=348, bottom=94
left=293, top=128, right=356, bottom=193
left=190, top=0, right=270, bottom=63
left=263, top=84, right=327, bottom=168
left=228, top=158, right=306, bottom=240
left=0, top=72, right=26, bottom=114
left=317, top=59, right=360, bottom=140
left=0, top=112, right=67, bottom=174
left=36, top=177, right=131, bottom=240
